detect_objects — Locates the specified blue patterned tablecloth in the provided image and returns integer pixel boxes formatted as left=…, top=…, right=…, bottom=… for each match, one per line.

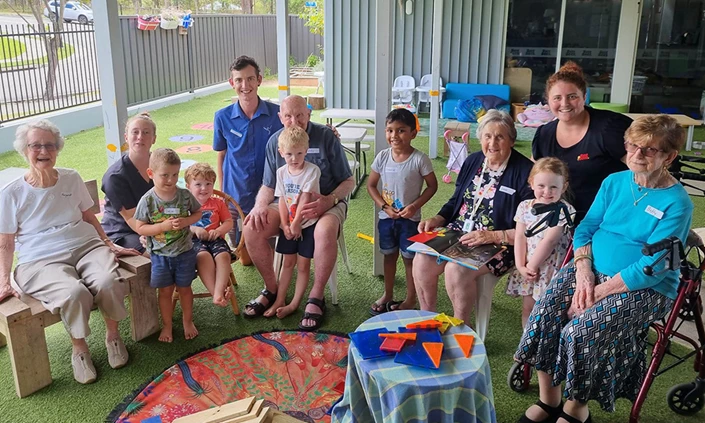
left=331, top=310, right=496, bottom=423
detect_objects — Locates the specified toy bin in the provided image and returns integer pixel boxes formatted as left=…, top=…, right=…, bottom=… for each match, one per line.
left=160, top=18, right=178, bottom=30
left=137, top=16, right=160, bottom=31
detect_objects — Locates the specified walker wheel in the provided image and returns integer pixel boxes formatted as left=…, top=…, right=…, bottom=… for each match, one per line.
left=667, top=382, right=704, bottom=415
left=442, top=174, right=453, bottom=184
left=678, top=296, right=698, bottom=321
left=507, top=361, right=532, bottom=392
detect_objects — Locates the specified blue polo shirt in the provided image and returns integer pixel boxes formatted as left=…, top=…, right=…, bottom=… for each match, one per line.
left=213, top=98, right=283, bottom=213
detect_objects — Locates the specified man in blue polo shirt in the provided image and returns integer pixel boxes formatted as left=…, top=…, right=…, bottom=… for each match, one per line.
left=213, top=56, right=283, bottom=242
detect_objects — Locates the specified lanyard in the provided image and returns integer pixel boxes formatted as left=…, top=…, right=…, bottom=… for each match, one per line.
left=464, top=156, right=509, bottom=232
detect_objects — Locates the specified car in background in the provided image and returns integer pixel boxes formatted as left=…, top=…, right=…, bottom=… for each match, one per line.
left=43, top=1, right=94, bottom=25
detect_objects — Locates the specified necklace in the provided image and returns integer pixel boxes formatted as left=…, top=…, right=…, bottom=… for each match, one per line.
left=630, top=182, right=648, bottom=206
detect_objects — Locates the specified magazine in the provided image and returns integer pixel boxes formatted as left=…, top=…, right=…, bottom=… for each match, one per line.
left=407, top=227, right=506, bottom=270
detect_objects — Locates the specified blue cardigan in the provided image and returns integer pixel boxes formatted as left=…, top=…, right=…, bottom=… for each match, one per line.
left=438, top=149, right=534, bottom=230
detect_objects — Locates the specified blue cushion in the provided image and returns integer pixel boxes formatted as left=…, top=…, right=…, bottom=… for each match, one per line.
left=441, top=83, right=510, bottom=119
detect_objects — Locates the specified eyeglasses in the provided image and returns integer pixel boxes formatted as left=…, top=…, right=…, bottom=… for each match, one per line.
left=624, top=141, right=664, bottom=158
left=27, top=143, right=57, bottom=152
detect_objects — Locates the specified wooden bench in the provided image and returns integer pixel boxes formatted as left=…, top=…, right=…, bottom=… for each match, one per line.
left=0, top=179, right=158, bottom=398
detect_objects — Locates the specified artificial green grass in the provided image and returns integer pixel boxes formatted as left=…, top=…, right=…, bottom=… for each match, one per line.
left=0, top=87, right=703, bottom=423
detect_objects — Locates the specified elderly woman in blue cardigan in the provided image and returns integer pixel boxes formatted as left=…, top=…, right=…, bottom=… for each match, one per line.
left=413, top=110, right=533, bottom=328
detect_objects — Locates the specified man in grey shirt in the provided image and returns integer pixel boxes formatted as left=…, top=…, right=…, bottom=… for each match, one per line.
left=242, top=95, right=354, bottom=331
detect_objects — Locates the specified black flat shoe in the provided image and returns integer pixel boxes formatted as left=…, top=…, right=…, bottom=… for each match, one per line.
left=518, top=400, right=563, bottom=423
left=557, top=410, right=591, bottom=423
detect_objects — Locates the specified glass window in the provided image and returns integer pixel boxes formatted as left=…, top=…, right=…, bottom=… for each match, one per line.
left=66, top=4, right=74, bottom=9
left=559, top=0, right=622, bottom=105
left=505, top=0, right=622, bottom=104
left=505, top=0, right=563, bottom=104
left=634, top=0, right=705, bottom=116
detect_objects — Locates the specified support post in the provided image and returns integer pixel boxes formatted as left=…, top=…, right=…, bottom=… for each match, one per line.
left=276, top=0, right=290, bottom=102
left=428, top=0, right=443, bottom=159
left=611, top=0, right=643, bottom=106
left=373, top=0, right=395, bottom=277
left=93, top=0, right=128, bottom=166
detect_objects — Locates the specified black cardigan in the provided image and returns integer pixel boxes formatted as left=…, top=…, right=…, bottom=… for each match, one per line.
left=438, top=149, right=534, bottom=231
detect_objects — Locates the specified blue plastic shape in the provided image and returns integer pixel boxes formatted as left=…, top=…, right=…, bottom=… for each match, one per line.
left=394, top=327, right=443, bottom=369
left=349, top=328, right=394, bottom=360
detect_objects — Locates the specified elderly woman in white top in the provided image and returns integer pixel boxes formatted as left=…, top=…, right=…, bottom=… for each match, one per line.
left=0, top=120, right=140, bottom=384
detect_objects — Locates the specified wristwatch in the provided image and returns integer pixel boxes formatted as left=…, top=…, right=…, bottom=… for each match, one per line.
left=332, top=193, right=339, bottom=206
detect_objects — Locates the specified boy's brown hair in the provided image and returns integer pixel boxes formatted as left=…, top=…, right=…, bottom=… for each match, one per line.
left=184, top=162, right=217, bottom=184
left=149, top=148, right=181, bottom=169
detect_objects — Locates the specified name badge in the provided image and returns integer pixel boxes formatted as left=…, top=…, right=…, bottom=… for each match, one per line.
left=229, top=129, right=243, bottom=137
left=645, top=205, right=664, bottom=219
left=61, top=192, right=72, bottom=197
left=499, top=185, right=516, bottom=195
left=307, top=148, right=320, bottom=154
left=164, top=207, right=180, bottom=215
left=462, top=220, right=474, bottom=233
left=386, top=166, right=399, bottom=173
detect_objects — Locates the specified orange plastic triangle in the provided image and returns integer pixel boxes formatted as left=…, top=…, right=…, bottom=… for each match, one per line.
left=454, top=334, right=475, bottom=358
left=379, top=332, right=417, bottom=341
left=406, top=319, right=443, bottom=329
left=423, top=342, right=444, bottom=368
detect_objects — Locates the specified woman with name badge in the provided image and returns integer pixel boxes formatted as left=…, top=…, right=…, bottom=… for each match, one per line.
left=413, top=110, right=534, bottom=329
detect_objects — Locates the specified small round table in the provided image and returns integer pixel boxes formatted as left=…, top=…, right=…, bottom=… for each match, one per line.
left=331, top=310, right=496, bottom=423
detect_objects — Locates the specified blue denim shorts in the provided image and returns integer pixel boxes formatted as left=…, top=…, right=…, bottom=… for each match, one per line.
left=150, top=247, right=197, bottom=289
left=378, top=217, right=419, bottom=259
left=193, top=237, right=232, bottom=259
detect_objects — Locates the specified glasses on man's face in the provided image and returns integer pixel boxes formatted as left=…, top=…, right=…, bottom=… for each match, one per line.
left=624, top=141, right=663, bottom=158
left=27, top=143, right=57, bottom=152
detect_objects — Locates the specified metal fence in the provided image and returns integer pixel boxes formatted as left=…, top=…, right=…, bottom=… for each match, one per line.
left=0, top=14, right=323, bottom=123
left=0, top=22, right=101, bottom=123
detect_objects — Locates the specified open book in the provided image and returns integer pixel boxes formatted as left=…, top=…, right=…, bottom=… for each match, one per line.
left=407, top=228, right=506, bottom=270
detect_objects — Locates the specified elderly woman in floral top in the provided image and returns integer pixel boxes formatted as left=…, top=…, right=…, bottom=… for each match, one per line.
left=413, top=110, right=533, bottom=332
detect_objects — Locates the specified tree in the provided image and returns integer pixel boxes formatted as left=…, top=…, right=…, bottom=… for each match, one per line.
left=24, top=0, right=64, bottom=100
left=240, top=0, right=253, bottom=14
left=299, top=1, right=323, bottom=37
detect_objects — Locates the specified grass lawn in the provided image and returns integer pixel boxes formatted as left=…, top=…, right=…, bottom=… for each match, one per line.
left=0, top=86, right=703, bottom=422
left=0, top=36, right=26, bottom=60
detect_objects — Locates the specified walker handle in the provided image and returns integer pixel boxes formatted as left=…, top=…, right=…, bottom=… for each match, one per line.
left=642, top=236, right=680, bottom=256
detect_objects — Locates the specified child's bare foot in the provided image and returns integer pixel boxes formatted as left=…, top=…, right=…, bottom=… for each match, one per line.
left=183, top=321, right=199, bottom=340
left=275, top=304, right=298, bottom=319
left=159, top=326, right=173, bottom=343
left=263, top=299, right=286, bottom=318
left=212, top=293, right=228, bottom=307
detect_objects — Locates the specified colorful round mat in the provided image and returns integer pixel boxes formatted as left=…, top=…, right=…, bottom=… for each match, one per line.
left=109, top=331, right=349, bottom=423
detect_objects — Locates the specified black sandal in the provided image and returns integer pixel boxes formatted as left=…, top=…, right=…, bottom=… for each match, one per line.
left=299, top=297, right=326, bottom=332
left=557, top=411, right=591, bottom=423
left=517, top=400, right=563, bottom=423
left=244, top=288, right=277, bottom=318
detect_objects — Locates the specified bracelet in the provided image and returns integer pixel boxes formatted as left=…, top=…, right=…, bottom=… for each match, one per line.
left=101, top=238, right=111, bottom=244
left=574, top=254, right=593, bottom=263
left=501, top=230, right=508, bottom=245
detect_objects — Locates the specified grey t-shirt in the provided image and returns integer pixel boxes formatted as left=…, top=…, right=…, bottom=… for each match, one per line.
left=263, top=122, right=353, bottom=196
left=134, top=187, right=201, bottom=257
left=371, top=148, right=434, bottom=221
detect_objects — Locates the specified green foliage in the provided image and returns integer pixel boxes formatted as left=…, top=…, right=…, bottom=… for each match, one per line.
left=305, top=53, right=319, bottom=68
left=288, top=55, right=297, bottom=67
left=298, top=1, right=323, bottom=37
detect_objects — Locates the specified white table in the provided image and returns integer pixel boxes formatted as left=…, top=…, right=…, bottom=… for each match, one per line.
left=337, top=127, right=368, bottom=197
left=0, top=167, right=27, bottom=188
left=624, top=113, right=703, bottom=151
left=321, top=108, right=376, bottom=127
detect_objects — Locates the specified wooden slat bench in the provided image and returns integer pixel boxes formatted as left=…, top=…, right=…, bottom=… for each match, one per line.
left=0, top=179, right=158, bottom=397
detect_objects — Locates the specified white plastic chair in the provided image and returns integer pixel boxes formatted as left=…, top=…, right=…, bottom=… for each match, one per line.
left=474, top=273, right=500, bottom=341
left=391, top=75, right=416, bottom=104
left=272, top=228, right=351, bottom=305
left=416, top=74, right=445, bottom=113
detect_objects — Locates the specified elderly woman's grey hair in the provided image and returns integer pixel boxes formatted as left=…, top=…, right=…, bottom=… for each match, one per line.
left=475, top=109, right=517, bottom=142
left=13, top=119, right=65, bottom=159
